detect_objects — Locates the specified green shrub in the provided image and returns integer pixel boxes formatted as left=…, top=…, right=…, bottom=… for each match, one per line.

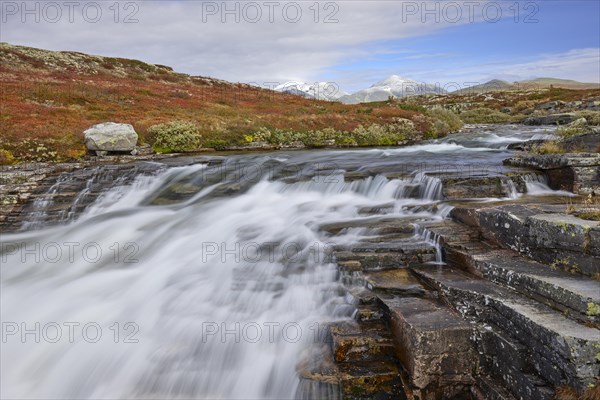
left=459, top=107, right=512, bottom=124
left=0, top=149, right=16, bottom=165
left=149, top=120, right=202, bottom=153
left=204, top=138, right=229, bottom=150
left=427, top=106, right=463, bottom=136
left=352, top=123, right=414, bottom=146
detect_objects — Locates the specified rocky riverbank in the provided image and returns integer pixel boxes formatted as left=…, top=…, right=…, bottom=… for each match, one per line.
left=2, top=124, right=599, bottom=399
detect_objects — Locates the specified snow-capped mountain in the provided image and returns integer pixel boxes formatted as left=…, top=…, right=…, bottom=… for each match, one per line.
left=339, top=75, right=446, bottom=104
left=274, top=81, right=349, bottom=101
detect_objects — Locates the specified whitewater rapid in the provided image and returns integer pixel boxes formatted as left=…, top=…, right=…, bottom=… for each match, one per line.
left=1, top=124, right=568, bottom=399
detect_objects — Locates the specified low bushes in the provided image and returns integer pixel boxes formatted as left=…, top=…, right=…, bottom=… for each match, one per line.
left=426, top=106, right=464, bottom=136
left=459, top=107, right=513, bottom=124
left=531, top=141, right=565, bottom=154
left=148, top=120, right=202, bottom=153
left=252, top=120, right=420, bottom=148
left=0, top=149, right=16, bottom=165
left=556, top=118, right=589, bottom=138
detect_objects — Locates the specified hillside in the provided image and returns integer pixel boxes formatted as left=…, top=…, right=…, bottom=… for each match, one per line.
left=455, top=78, right=599, bottom=94
left=519, top=77, right=600, bottom=90
left=0, top=43, right=459, bottom=164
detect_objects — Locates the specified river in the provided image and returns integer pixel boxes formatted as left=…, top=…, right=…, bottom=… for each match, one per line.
left=0, top=124, right=564, bottom=399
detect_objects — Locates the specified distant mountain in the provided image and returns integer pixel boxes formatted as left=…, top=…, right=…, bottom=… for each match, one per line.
left=518, top=78, right=600, bottom=90
left=455, top=78, right=599, bottom=94
left=454, top=79, right=514, bottom=94
left=274, top=81, right=349, bottom=100
left=339, top=75, right=446, bottom=104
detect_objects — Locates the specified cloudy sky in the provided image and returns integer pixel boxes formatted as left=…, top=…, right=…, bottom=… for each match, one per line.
left=2, top=0, right=599, bottom=92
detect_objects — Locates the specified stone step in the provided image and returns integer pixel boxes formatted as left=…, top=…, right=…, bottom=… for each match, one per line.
left=412, top=264, right=600, bottom=391
left=335, top=239, right=435, bottom=254
left=378, top=295, right=477, bottom=394
left=319, top=216, right=416, bottom=236
left=423, top=218, right=600, bottom=324
left=329, top=321, right=395, bottom=363
left=450, top=204, right=600, bottom=277
left=477, top=327, right=555, bottom=400
left=335, top=248, right=436, bottom=271
left=338, top=360, right=405, bottom=400
left=363, top=269, right=427, bottom=297
left=354, top=304, right=384, bottom=323
left=297, top=343, right=404, bottom=400
left=345, top=286, right=378, bottom=306
left=448, top=247, right=600, bottom=324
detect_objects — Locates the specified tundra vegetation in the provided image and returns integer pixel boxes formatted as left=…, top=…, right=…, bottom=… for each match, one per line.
left=0, top=43, right=465, bottom=164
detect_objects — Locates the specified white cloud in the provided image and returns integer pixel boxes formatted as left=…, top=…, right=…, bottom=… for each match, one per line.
left=1, top=0, right=491, bottom=84
left=2, top=1, right=598, bottom=92
left=406, top=48, right=600, bottom=88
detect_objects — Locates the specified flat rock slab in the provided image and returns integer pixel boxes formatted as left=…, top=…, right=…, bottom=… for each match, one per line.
left=335, top=250, right=436, bottom=271
left=364, top=269, right=427, bottom=297
left=454, top=204, right=600, bottom=277
left=379, top=296, right=477, bottom=390
left=528, top=213, right=599, bottom=252
left=505, top=153, right=600, bottom=169
left=329, top=321, right=395, bottom=363
left=319, top=217, right=417, bottom=235
left=338, top=361, right=404, bottom=400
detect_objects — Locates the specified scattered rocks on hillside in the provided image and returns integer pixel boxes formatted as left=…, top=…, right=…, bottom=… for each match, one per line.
left=535, top=100, right=565, bottom=111
left=83, top=122, right=138, bottom=155
left=522, top=113, right=578, bottom=126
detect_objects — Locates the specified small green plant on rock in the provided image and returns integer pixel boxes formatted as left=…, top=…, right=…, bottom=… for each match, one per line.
left=587, top=302, right=600, bottom=317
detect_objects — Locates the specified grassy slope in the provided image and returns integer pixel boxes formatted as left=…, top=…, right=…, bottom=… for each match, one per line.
left=0, top=43, right=438, bottom=163
left=400, top=86, right=600, bottom=123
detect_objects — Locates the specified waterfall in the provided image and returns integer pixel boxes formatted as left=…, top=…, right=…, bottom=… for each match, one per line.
left=503, top=178, right=520, bottom=199
left=523, top=174, right=576, bottom=197
left=413, top=172, right=443, bottom=201
left=416, top=226, right=444, bottom=264
left=3, top=124, right=565, bottom=399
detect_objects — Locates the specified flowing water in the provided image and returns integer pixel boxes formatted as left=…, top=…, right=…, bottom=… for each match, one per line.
left=0, top=124, right=569, bottom=399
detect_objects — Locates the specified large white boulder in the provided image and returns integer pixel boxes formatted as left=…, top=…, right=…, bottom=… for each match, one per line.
left=84, top=122, right=138, bottom=153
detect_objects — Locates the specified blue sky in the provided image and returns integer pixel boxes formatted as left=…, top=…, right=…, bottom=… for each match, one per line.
left=327, top=1, right=600, bottom=90
left=2, top=1, right=599, bottom=92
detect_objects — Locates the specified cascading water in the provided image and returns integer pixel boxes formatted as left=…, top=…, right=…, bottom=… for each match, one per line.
left=1, top=124, right=574, bottom=399
left=417, top=227, right=444, bottom=264
left=523, top=173, right=577, bottom=197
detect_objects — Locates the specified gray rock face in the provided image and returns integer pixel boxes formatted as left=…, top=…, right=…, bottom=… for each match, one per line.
left=84, top=122, right=138, bottom=152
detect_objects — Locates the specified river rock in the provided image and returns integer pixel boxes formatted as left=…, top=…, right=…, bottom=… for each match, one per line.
left=522, top=113, right=578, bottom=126
left=561, top=132, right=600, bottom=152
left=84, top=122, right=138, bottom=154
left=535, top=101, right=564, bottom=111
